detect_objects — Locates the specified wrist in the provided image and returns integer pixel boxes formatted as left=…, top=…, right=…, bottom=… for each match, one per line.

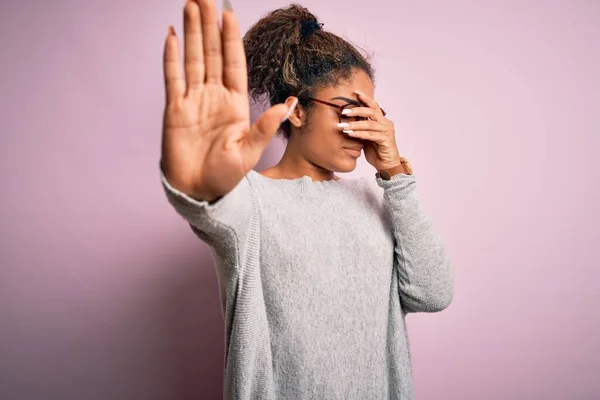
left=377, top=153, right=403, bottom=169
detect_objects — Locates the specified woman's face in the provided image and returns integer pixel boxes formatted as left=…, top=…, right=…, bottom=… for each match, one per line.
left=290, top=69, right=375, bottom=173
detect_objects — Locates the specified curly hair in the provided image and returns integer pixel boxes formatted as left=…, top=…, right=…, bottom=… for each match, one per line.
left=243, top=3, right=375, bottom=140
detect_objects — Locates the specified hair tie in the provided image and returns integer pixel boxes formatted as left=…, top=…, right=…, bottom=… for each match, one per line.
left=300, top=19, right=323, bottom=39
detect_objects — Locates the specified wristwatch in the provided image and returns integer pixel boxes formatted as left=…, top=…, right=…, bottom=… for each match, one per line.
left=375, top=156, right=413, bottom=180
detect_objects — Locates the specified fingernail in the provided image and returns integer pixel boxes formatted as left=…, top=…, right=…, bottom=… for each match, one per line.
left=355, top=90, right=365, bottom=96
left=341, top=109, right=353, bottom=115
left=223, top=0, right=233, bottom=11
left=337, top=122, right=350, bottom=128
left=343, top=130, right=354, bottom=134
left=169, top=25, right=176, bottom=36
left=281, top=98, right=298, bottom=123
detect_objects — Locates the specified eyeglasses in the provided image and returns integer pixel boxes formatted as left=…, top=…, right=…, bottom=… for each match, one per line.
left=297, top=95, right=386, bottom=124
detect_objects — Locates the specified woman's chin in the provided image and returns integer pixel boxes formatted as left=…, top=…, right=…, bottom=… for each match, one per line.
left=333, top=158, right=359, bottom=173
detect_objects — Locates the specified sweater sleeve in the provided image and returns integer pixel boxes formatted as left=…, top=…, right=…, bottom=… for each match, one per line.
left=376, top=173, right=454, bottom=313
left=159, top=165, right=258, bottom=258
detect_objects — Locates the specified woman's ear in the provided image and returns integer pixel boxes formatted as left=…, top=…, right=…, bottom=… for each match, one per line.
left=285, top=96, right=303, bottom=128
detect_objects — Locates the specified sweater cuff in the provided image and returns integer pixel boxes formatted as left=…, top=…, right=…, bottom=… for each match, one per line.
left=375, top=173, right=417, bottom=190
left=159, top=163, right=252, bottom=228
left=161, top=168, right=224, bottom=209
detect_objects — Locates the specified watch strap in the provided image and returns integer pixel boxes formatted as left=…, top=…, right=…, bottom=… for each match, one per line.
left=375, top=157, right=413, bottom=180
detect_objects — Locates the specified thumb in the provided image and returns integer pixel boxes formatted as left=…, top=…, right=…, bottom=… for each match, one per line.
left=249, top=97, right=298, bottom=146
left=243, top=98, right=298, bottom=166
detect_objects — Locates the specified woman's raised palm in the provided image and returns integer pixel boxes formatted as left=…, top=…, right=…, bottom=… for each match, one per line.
left=161, top=0, right=292, bottom=202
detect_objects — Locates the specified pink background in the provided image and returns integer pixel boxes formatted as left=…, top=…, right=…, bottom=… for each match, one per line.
left=1, top=0, right=599, bottom=399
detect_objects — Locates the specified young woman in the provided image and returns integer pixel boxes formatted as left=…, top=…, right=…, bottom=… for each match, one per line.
left=160, top=1, right=454, bottom=399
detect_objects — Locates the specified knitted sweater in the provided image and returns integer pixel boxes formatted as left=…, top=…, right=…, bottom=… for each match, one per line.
left=161, top=167, right=454, bottom=399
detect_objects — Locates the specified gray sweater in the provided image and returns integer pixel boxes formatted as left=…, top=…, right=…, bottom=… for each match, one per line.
left=161, top=167, right=454, bottom=399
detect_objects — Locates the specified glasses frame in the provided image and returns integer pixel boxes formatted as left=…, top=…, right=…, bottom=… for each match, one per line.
left=297, top=95, right=386, bottom=123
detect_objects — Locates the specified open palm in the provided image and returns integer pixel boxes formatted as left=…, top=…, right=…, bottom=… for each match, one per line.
left=161, top=0, right=292, bottom=202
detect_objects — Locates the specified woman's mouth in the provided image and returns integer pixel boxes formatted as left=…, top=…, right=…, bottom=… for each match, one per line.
left=343, top=147, right=362, bottom=157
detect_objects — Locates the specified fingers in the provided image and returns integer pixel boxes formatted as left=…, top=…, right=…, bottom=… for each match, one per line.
left=342, top=129, right=382, bottom=143
left=341, top=106, right=379, bottom=121
left=355, top=90, right=386, bottom=118
left=355, top=90, right=380, bottom=108
left=222, top=2, right=247, bottom=93
left=180, top=0, right=236, bottom=96
left=197, top=0, right=223, bottom=84
left=338, top=120, right=385, bottom=133
left=338, top=116, right=387, bottom=143
left=163, top=26, right=185, bottom=103
left=183, top=1, right=205, bottom=94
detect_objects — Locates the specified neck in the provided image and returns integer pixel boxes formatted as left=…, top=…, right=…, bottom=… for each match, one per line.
left=274, top=138, right=337, bottom=182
